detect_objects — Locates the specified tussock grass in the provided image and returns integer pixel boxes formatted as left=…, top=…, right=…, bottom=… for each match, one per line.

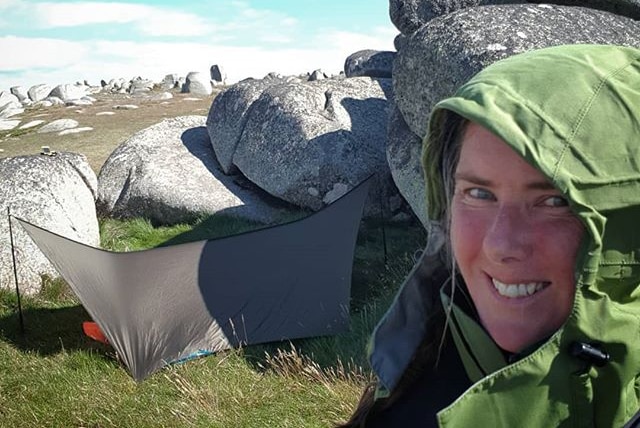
left=0, top=215, right=426, bottom=427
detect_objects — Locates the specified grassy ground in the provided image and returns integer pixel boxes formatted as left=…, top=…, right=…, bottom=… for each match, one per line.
left=0, top=215, right=426, bottom=427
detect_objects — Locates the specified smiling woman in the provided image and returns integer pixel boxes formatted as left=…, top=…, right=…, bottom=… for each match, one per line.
left=451, top=122, right=584, bottom=354
left=339, top=44, right=640, bottom=427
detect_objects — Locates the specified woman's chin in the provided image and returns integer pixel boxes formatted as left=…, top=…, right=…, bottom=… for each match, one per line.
left=485, top=324, right=545, bottom=354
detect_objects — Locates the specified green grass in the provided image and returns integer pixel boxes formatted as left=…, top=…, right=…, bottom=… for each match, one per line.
left=0, top=126, right=38, bottom=141
left=0, top=214, right=426, bottom=427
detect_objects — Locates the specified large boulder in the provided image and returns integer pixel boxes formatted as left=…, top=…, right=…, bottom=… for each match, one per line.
left=528, top=0, right=640, bottom=20
left=97, top=116, right=292, bottom=225
left=129, top=77, right=155, bottom=94
left=386, top=107, right=426, bottom=227
left=0, top=92, right=23, bottom=118
left=160, top=74, right=179, bottom=90
left=308, top=69, right=328, bottom=81
left=390, top=3, right=640, bottom=228
left=49, top=84, right=87, bottom=102
left=206, top=78, right=286, bottom=174
left=394, top=4, right=640, bottom=138
left=0, top=152, right=99, bottom=294
left=232, top=77, right=398, bottom=214
left=388, top=0, right=640, bottom=36
left=10, top=86, right=28, bottom=103
left=389, top=0, right=518, bottom=35
left=104, top=78, right=129, bottom=94
left=27, top=84, right=53, bottom=102
left=344, top=50, right=396, bottom=78
left=210, top=64, right=226, bottom=85
left=182, top=72, right=212, bottom=96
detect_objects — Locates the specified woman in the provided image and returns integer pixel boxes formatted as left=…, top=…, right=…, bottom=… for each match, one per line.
left=342, top=44, right=640, bottom=427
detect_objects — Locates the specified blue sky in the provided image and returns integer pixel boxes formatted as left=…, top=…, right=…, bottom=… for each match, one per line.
left=0, top=0, right=396, bottom=90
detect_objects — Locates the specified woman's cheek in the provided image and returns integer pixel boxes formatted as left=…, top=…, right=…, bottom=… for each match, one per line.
left=450, top=203, right=490, bottom=263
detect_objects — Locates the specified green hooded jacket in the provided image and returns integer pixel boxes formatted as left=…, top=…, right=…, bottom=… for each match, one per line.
left=368, top=44, right=640, bottom=427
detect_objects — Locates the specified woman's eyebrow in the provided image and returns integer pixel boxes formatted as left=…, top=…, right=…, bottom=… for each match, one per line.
left=453, top=172, right=491, bottom=186
left=454, top=172, right=558, bottom=190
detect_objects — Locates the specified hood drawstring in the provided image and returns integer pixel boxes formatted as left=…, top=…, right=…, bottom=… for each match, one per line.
left=569, top=341, right=610, bottom=367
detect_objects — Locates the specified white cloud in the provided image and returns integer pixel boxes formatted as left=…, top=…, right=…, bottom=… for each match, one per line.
left=215, top=0, right=299, bottom=42
left=0, top=36, right=89, bottom=70
left=232, top=0, right=298, bottom=26
left=0, top=0, right=20, bottom=8
left=20, top=1, right=304, bottom=40
left=137, top=10, right=212, bottom=37
left=0, top=1, right=313, bottom=46
left=321, top=26, right=397, bottom=54
left=0, top=2, right=397, bottom=90
left=0, top=31, right=396, bottom=90
left=29, top=1, right=212, bottom=37
left=32, top=2, right=146, bottom=27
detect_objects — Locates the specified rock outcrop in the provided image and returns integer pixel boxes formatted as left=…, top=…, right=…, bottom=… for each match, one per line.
left=182, top=72, right=212, bottom=96
left=210, top=65, right=226, bottom=85
left=206, top=77, right=288, bottom=174
left=344, top=50, right=396, bottom=78
left=386, top=1, right=640, bottom=232
left=27, top=84, right=53, bottom=102
left=388, top=0, right=640, bottom=37
left=232, top=77, right=397, bottom=214
left=49, top=84, right=88, bottom=102
left=395, top=4, right=640, bottom=137
left=97, top=116, right=292, bottom=225
left=0, top=152, right=99, bottom=294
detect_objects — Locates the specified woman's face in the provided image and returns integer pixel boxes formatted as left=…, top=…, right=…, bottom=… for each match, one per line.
left=450, top=122, right=584, bottom=353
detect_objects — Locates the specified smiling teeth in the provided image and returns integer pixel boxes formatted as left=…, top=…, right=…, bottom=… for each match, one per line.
left=492, top=278, right=546, bottom=298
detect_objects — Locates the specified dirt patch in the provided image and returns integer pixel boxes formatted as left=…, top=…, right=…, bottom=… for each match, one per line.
left=0, top=88, right=220, bottom=173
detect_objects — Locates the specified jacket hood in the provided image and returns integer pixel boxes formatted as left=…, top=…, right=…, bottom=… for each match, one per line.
left=370, top=44, right=640, bottom=426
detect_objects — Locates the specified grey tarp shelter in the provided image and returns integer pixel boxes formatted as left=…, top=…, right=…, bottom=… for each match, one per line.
left=16, top=179, right=371, bottom=381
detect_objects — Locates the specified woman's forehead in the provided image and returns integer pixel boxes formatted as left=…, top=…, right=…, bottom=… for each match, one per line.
left=456, top=122, right=555, bottom=190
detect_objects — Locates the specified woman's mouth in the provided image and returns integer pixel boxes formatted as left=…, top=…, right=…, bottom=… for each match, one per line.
left=491, top=278, right=549, bottom=298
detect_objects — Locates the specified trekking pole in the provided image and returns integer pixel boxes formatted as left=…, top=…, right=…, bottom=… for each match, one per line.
left=7, top=207, right=25, bottom=334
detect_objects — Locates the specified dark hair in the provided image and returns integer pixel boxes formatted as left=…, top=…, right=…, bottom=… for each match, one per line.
left=337, top=111, right=468, bottom=427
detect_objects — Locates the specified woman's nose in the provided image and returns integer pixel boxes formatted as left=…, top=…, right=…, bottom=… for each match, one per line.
left=483, top=205, right=532, bottom=264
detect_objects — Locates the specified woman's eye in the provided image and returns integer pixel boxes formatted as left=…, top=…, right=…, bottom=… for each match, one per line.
left=541, top=195, right=569, bottom=207
left=467, top=188, right=494, bottom=200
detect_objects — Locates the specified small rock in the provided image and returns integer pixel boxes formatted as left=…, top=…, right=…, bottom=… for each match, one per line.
left=66, top=99, right=94, bottom=106
left=0, top=119, right=20, bottom=131
left=33, top=100, right=53, bottom=108
left=58, top=127, right=93, bottom=136
left=308, top=69, right=328, bottom=81
left=96, top=111, right=116, bottom=116
left=44, top=96, right=65, bottom=106
left=19, top=120, right=45, bottom=129
left=113, top=104, right=139, bottom=110
left=37, top=119, right=79, bottom=134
